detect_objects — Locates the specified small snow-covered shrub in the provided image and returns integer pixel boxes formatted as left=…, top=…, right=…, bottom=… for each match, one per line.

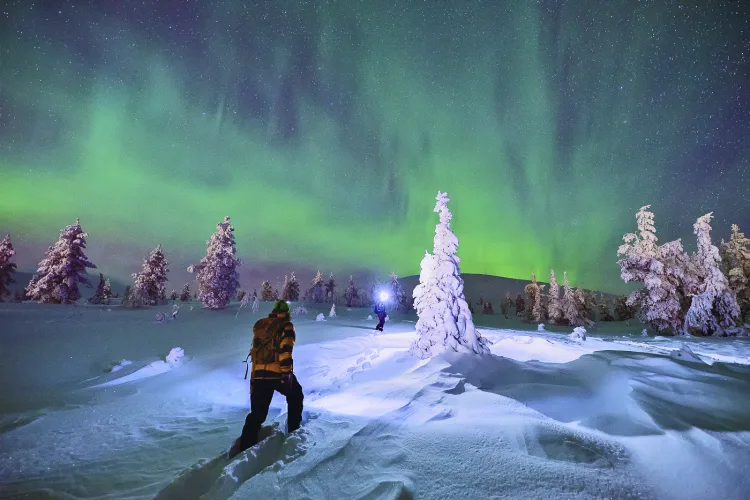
left=385, top=314, right=390, bottom=322
left=537, top=323, right=546, bottom=332
left=165, top=347, right=185, bottom=365
left=110, top=359, right=133, bottom=373
left=367, top=314, right=373, bottom=320
left=316, top=313, right=326, bottom=322
left=569, top=327, right=587, bottom=342
left=293, top=305, right=308, bottom=315
left=642, top=329, right=648, bottom=337
left=329, top=304, right=336, bottom=317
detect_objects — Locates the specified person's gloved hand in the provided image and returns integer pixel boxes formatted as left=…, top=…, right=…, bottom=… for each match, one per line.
left=281, top=372, right=293, bottom=389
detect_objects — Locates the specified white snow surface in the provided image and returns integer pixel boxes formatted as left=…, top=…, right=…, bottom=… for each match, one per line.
left=2, top=303, right=750, bottom=499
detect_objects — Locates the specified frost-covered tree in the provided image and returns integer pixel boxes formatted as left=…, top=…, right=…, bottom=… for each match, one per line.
left=260, top=280, right=274, bottom=301
left=189, top=216, right=241, bottom=310
left=329, top=303, right=337, bottom=317
left=282, top=272, right=300, bottom=301
left=547, top=269, right=563, bottom=324
left=306, top=271, right=326, bottom=303
left=369, top=277, right=382, bottom=306
left=102, top=278, right=112, bottom=304
left=575, top=288, right=591, bottom=324
left=272, top=287, right=280, bottom=301
left=722, top=224, right=750, bottom=323
left=0, top=234, right=17, bottom=302
left=132, top=245, right=169, bottom=306
left=179, top=283, right=191, bottom=302
left=237, top=289, right=246, bottom=302
left=344, top=275, right=360, bottom=307
left=684, top=213, right=740, bottom=335
left=561, top=272, right=583, bottom=327
left=170, top=289, right=179, bottom=301
left=532, top=284, right=546, bottom=322
left=515, top=293, right=525, bottom=316
left=617, top=205, right=694, bottom=332
left=614, top=295, right=636, bottom=321
left=411, top=191, right=490, bottom=358
left=89, top=274, right=108, bottom=304
left=524, top=272, right=540, bottom=321
left=388, top=272, right=408, bottom=311
left=325, top=273, right=336, bottom=303
left=26, top=219, right=96, bottom=304
left=598, top=293, right=615, bottom=321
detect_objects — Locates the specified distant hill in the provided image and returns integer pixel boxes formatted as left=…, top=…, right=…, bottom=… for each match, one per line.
left=399, top=273, right=617, bottom=305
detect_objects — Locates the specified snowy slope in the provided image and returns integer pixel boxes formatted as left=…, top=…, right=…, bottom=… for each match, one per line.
left=2, top=302, right=750, bottom=499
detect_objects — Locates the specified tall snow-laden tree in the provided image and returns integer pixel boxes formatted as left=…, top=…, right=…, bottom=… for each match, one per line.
left=179, top=283, right=191, bottom=302
left=344, top=275, right=359, bottom=307
left=26, top=219, right=96, bottom=304
left=524, top=272, right=540, bottom=320
left=189, top=216, right=241, bottom=310
left=561, top=272, right=583, bottom=327
left=575, top=288, right=591, bottom=324
left=532, top=284, right=546, bottom=322
left=89, top=274, right=107, bottom=304
left=132, top=245, right=169, bottom=306
left=307, top=271, right=326, bottom=303
left=515, top=293, right=525, bottom=316
left=547, top=269, right=563, bottom=324
left=684, top=213, right=740, bottom=335
left=102, top=278, right=112, bottom=304
left=617, top=205, right=693, bottom=332
left=237, top=289, right=246, bottom=302
left=282, top=272, right=300, bottom=301
left=169, top=289, right=178, bottom=301
left=389, top=272, right=408, bottom=311
left=325, top=273, right=336, bottom=303
left=0, top=234, right=17, bottom=302
left=260, top=280, right=274, bottom=301
left=411, top=191, right=490, bottom=358
left=722, top=224, right=750, bottom=323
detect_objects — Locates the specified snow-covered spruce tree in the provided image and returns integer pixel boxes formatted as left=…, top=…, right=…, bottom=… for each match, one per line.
left=27, top=219, right=97, bottom=304
left=179, top=283, right=191, bottom=302
left=260, top=280, right=274, bottom=301
left=684, top=213, right=740, bottom=335
left=532, top=284, right=546, bottom=322
left=0, top=234, right=18, bottom=302
left=617, top=205, right=693, bottom=332
left=344, top=275, right=359, bottom=307
left=411, top=191, right=490, bottom=358
left=389, top=272, right=408, bottom=311
left=722, top=224, right=750, bottom=323
left=524, top=272, right=540, bottom=321
left=132, top=245, right=169, bottom=306
left=307, top=271, right=326, bottom=303
left=189, top=216, right=241, bottom=310
left=547, top=269, right=563, bottom=324
left=561, top=272, right=583, bottom=327
left=272, top=287, right=280, bottom=301
left=102, top=278, right=112, bottom=304
left=89, top=274, right=107, bottom=304
left=287, top=272, right=301, bottom=301
left=237, top=289, right=246, bottom=302
left=329, top=303, right=336, bottom=317
left=325, top=273, right=336, bottom=303
left=170, top=289, right=178, bottom=301
left=515, top=293, right=525, bottom=316
left=614, top=295, right=636, bottom=321
left=575, top=288, right=592, bottom=324
left=599, top=293, right=615, bottom=321
left=504, top=292, right=514, bottom=316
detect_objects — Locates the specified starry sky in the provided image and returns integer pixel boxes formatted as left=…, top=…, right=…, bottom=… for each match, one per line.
left=1, top=0, right=748, bottom=293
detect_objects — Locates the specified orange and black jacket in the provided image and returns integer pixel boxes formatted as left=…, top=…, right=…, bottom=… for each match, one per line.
left=250, top=311, right=296, bottom=380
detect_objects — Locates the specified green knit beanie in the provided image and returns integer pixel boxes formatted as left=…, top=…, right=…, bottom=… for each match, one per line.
left=272, top=300, right=290, bottom=313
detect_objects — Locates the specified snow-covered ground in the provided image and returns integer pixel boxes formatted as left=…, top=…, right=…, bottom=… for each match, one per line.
left=2, top=303, right=750, bottom=499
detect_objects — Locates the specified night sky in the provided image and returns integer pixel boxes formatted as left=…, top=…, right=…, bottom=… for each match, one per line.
left=1, top=0, right=748, bottom=293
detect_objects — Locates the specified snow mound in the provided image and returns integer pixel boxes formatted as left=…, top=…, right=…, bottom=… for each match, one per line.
left=109, top=359, right=133, bottom=373
left=367, top=315, right=373, bottom=320
left=166, top=347, right=185, bottom=365
left=569, top=327, right=587, bottom=341
left=538, top=323, right=546, bottom=332
left=669, top=344, right=705, bottom=364
left=316, top=313, right=325, bottom=322
left=292, top=306, right=308, bottom=316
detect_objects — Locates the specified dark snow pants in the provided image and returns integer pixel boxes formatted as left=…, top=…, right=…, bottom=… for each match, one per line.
left=376, top=314, right=386, bottom=331
left=240, top=375, right=304, bottom=450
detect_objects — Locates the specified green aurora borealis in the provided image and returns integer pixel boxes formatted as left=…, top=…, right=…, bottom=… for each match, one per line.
left=1, top=1, right=748, bottom=292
